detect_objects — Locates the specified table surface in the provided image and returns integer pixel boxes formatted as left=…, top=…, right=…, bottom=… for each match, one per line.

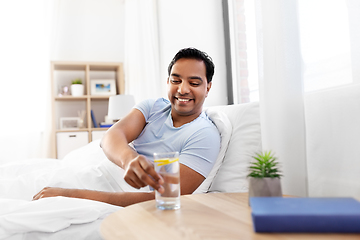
left=100, top=192, right=360, bottom=240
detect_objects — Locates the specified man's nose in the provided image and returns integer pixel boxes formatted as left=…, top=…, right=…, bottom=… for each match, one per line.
left=178, top=82, right=190, bottom=94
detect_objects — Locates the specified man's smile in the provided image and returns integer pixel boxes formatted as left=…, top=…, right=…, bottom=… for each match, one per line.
left=175, top=97, right=193, bottom=102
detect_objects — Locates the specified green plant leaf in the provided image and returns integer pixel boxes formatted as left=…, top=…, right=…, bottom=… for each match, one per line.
left=72, top=78, right=82, bottom=84
left=247, top=150, right=282, bottom=179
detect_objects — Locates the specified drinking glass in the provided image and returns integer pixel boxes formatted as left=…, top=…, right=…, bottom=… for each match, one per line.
left=153, top=152, right=180, bottom=210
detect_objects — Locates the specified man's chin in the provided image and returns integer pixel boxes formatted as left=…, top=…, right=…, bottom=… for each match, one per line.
left=172, top=105, right=194, bottom=116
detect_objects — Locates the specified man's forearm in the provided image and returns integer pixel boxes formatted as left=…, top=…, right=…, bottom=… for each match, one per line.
left=101, top=130, right=138, bottom=169
left=69, top=189, right=155, bottom=207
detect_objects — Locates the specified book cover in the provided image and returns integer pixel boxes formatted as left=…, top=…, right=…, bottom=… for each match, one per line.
left=250, top=197, right=360, bottom=233
left=99, top=122, right=113, bottom=128
left=91, top=110, right=98, bottom=128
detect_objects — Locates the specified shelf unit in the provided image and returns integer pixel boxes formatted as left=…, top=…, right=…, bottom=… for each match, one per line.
left=50, top=61, right=124, bottom=158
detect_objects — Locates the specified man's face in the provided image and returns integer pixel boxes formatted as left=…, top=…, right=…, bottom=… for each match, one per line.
left=167, top=58, right=212, bottom=119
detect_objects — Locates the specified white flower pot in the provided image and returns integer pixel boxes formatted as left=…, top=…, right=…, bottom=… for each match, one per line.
left=71, top=84, right=84, bottom=96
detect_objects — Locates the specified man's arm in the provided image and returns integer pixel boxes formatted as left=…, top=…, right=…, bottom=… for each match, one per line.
left=32, top=187, right=155, bottom=207
left=33, top=164, right=205, bottom=206
left=100, top=108, right=163, bottom=192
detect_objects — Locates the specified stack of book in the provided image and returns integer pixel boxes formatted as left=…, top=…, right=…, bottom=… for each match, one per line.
left=99, top=122, right=113, bottom=128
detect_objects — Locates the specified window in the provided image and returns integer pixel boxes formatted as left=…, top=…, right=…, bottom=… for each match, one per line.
left=298, top=0, right=353, bottom=92
left=227, top=0, right=259, bottom=104
left=227, top=0, right=355, bottom=99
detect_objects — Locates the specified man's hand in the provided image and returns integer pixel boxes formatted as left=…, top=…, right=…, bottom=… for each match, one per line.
left=124, top=155, right=164, bottom=194
left=33, top=187, right=72, bottom=200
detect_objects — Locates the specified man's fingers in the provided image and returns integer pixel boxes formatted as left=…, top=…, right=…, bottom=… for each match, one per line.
left=124, top=155, right=164, bottom=191
left=33, top=193, right=40, bottom=200
left=33, top=187, right=48, bottom=200
left=124, top=173, right=146, bottom=189
left=133, top=166, right=160, bottom=190
left=141, top=161, right=164, bottom=184
left=138, top=159, right=165, bottom=188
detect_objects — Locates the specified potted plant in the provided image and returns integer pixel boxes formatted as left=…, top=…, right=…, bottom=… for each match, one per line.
left=248, top=150, right=282, bottom=200
left=71, top=78, right=84, bottom=96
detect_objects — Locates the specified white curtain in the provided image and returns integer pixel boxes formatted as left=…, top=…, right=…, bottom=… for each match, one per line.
left=0, top=0, right=54, bottom=164
left=255, top=0, right=360, bottom=197
left=255, top=0, right=307, bottom=197
left=124, top=0, right=162, bottom=103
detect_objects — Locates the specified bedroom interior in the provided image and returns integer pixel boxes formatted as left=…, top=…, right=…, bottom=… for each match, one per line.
left=1, top=0, right=360, bottom=239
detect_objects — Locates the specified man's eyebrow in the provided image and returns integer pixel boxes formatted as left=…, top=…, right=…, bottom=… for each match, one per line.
left=189, top=76, right=203, bottom=81
left=170, top=73, right=203, bottom=81
left=170, top=73, right=180, bottom=77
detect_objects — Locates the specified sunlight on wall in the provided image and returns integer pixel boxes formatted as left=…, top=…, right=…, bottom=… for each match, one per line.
left=298, top=0, right=353, bottom=92
left=0, top=1, right=51, bottom=136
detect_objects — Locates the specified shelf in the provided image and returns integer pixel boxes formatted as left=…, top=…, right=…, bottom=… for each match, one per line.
left=55, top=96, right=88, bottom=100
left=90, top=95, right=111, bottom=100
left=51, top=61, right=124, bottom=159
left=91, top=128, right=110, bottom=131
left=56, top=129, right=89, bottom=133
left=54, top=95, right=112, bottom=100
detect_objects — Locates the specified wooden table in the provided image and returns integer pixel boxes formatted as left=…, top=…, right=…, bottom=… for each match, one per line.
left=100, top=192, right=360, bottom=240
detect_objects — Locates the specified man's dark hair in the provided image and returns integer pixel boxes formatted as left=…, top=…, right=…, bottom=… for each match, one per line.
left=168, top=48, right=215, bottom=83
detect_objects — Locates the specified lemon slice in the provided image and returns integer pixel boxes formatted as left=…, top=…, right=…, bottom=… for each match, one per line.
left=154, top=158, right=179, bottom=166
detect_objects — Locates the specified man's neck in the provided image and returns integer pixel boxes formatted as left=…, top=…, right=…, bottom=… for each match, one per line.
left=171, top=111, right=202, bottom=128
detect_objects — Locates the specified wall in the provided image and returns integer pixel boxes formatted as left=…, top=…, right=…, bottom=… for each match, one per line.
left=157, top=0, right=228, bottom=107
left=51, top=0, right=125, bottom=62
left=52, top=0, right=227, bottom=106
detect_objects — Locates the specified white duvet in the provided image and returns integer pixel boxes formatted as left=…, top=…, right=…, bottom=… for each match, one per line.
left=0, top=140, right=149, bottom=239
left=0, top=109, right=231, bottom=239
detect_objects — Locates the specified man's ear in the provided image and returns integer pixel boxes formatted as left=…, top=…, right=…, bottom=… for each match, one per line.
left=205, top=81, right=212, bottom=97
left=167, top=77, right=170, bottom=84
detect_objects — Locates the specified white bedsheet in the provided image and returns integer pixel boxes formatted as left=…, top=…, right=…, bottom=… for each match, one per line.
left=0, top=109, right=233, bottom=239
left=0, top=197, right=118, bottom=239
left=0, top=140, right=149, bottom=239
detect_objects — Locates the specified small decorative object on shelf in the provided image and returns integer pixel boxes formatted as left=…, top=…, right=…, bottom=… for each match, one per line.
left=77, top=110, right=86, bottom=128
left=248, top=150, right=282, bottom=201
left=60, top=117, right=81, bottom=129
left=90, top=79, right=116, bottom=96
left=58, top=85, right=70, bottom=96
left=71, top=78, right=84, bottom=96
left=99, top=115, right=114, bottom=128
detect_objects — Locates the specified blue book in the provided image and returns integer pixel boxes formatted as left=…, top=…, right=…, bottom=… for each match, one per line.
left=250, top=197, right=360, bottom=233
left=99, top=123, right=113, bottom=128
left=91, top=110, right=98, bottom=128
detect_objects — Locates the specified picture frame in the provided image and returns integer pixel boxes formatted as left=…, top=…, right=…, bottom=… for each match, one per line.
left=60, top=117, right=81, bottom=129
left=90, top=79, right=116, bottom=96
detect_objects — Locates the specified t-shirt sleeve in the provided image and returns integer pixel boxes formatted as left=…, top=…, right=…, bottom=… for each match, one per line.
left=134, top=99, right=156, bottom=121
left=179, top=126, right=220, bottom=178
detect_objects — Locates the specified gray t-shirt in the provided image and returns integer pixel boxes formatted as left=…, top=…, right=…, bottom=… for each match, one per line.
left=132, top=98, right=220, bottom=178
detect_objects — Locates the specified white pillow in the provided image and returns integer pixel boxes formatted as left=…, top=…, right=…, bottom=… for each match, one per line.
left=193, top=109, right=232, bottom=194
left=62, top=139, right=106, bottom=168
left=208, top=102, right=262, bottom=192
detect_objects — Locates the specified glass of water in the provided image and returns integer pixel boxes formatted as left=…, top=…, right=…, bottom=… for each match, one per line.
left=153, top=152, right=180, bottom=210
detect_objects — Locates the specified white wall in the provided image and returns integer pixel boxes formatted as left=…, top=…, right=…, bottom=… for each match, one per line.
left=52, top=0, right=227, bottom=106
left=51, top=0, right=125, bottom=62
left=157, top=0, right=228, bottom=107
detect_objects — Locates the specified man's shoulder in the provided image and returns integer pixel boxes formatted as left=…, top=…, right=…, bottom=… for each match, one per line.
left=136, top=98, right=170, bottom=116
left=150, top=98, right=170, bottom=113
left=190, top=112, right=221, bottom=136
left=139, top=97, right=169, bottom=107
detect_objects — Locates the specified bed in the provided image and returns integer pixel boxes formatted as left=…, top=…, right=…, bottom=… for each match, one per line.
left=0, top=102, right=261, bottom=240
